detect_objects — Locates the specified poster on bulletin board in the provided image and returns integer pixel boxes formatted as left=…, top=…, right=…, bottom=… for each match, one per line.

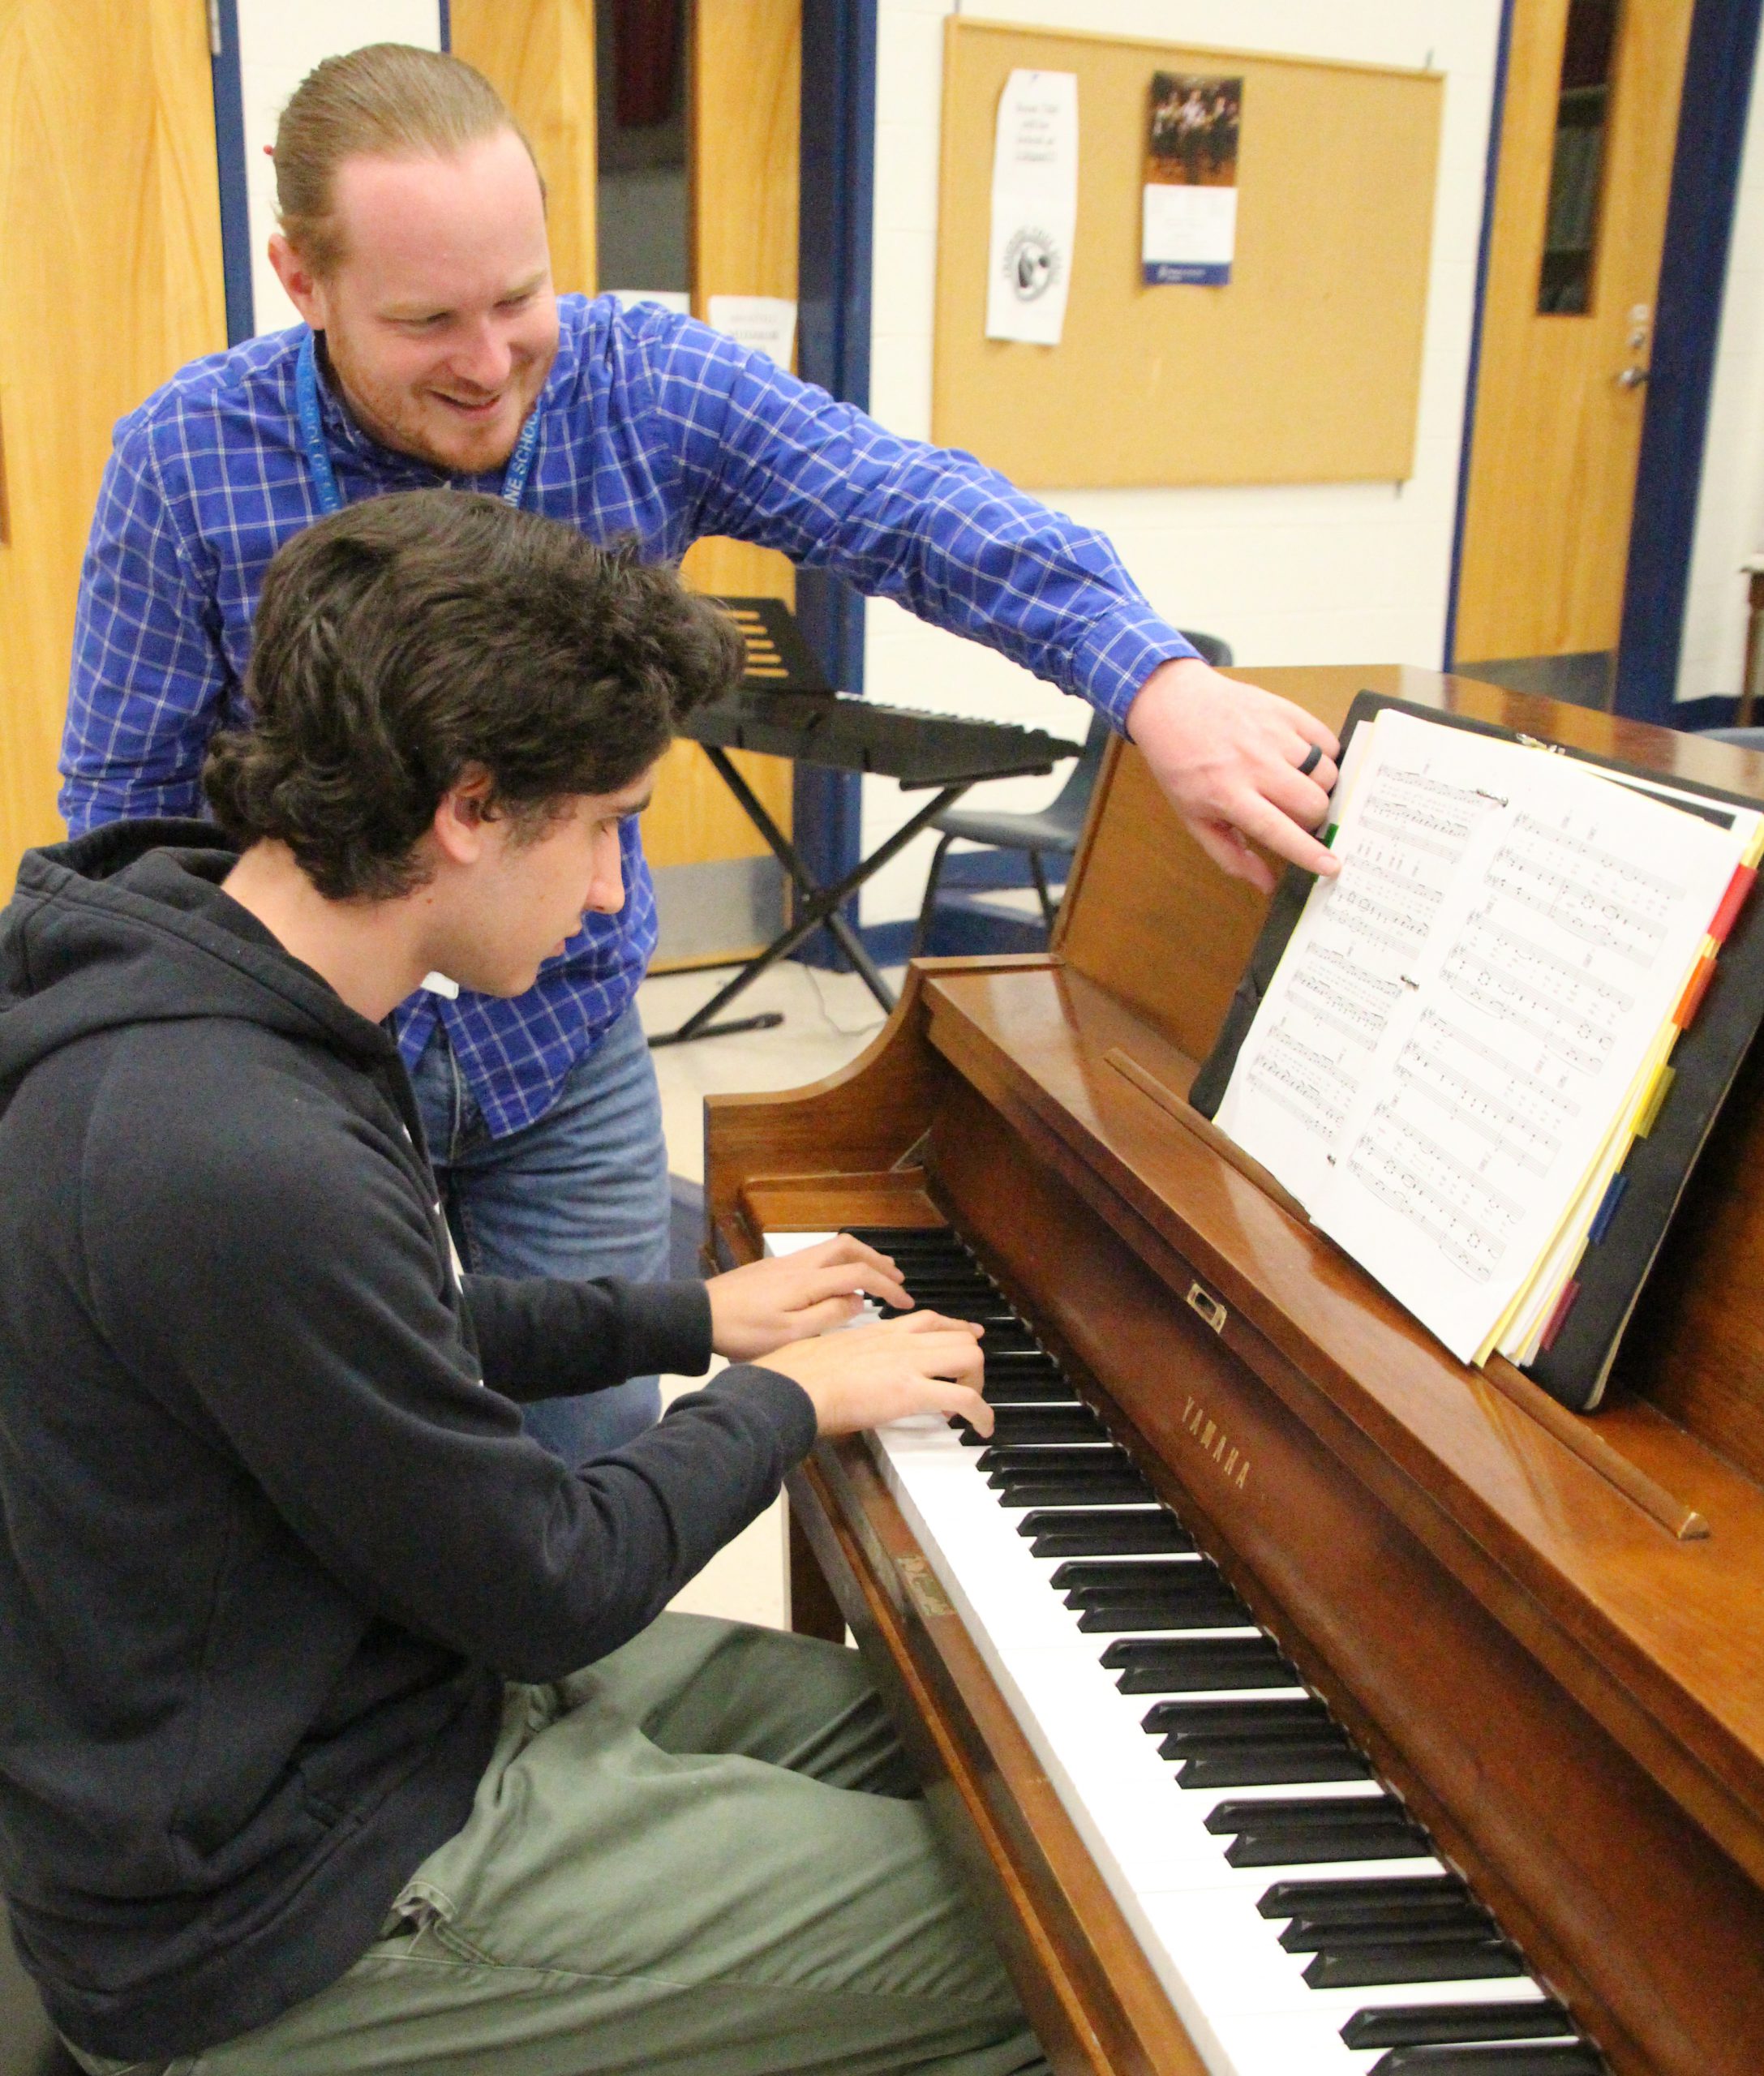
left=1143, top=71, right=1242, bottom=285
left=985, top=69, right=1080, bottom=345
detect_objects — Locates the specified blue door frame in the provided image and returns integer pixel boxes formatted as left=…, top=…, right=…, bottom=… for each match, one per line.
left=1450, top=0, right=1764, bottom=727
left=210, top=1, right=453, bottom=345
left=1613, top=0, right=1763, bottom=724
left=793, top=0, right=878, bottom=961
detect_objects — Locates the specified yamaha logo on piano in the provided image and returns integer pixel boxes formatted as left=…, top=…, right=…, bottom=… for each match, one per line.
left=1180, top=1393, right=1251, bottom=1490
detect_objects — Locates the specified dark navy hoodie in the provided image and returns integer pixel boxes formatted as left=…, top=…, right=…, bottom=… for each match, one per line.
left=0, top=822, right=817, bottom=2060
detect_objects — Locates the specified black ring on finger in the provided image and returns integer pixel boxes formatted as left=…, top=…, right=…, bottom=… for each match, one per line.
left=1296, top=742, right=1324, bottom=778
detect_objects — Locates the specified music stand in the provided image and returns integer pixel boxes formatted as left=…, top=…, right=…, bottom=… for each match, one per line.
left=646, top=598, right=1079, bottom=1048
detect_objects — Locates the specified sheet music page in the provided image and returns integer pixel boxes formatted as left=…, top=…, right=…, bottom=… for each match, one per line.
left=1212, top=714, right=1509, bottom=1207
left=1216, top=710, right=1745, bottom=1362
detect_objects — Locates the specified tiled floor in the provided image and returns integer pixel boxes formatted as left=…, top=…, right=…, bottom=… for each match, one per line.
left=640, top=957, right=903, bottom=1631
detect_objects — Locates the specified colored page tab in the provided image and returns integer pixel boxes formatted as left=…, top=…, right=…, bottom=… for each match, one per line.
left=1539, top=1278, right=1582, bottom=1353
left=1708, top=863, right=1756, bottom=944
left=1673, top=953, right=1717, bottom=1030
left=1634, top=1062, right=1676, bottom=1139
left=1587, top=1172, right=1629, bottom=1246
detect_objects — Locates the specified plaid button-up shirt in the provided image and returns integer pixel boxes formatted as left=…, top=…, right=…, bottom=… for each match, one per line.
left=63, top=294, right=1194, bottom=1136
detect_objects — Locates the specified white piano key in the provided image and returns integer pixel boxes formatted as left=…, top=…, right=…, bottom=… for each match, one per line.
left=762, top=1230, right=839, bottom=1256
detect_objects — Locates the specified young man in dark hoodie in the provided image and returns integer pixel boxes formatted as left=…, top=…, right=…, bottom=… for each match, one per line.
left=0, top=490, right=1048, bottom=2076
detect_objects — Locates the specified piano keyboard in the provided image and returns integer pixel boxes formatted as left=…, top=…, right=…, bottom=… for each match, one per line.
left=766, top=1225, right=1606, bottom=2076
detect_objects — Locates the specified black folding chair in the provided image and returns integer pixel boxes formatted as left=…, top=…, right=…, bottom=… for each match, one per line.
left=912, top=632, right=1233, bottom=958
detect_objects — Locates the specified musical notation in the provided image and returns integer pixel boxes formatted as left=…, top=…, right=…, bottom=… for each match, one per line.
left=1440, top=912, right=1632, bottom=1076
left=1354, top=765, right=1487, bottom=860
left=1242, top=1027, right=1355, bottom=1142
left=1345, top=1104, right=1519, bottom=1283
left=1213, top=747, right=1506, bottom=1206
left=1486, top=814, right=1674, bottom=965
left=1392, top=1009, right=1573, bottom=1177
left=1286, top=947, right=1402, bottom=1049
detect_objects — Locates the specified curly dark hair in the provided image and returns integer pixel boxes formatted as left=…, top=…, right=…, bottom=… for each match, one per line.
left=203, top=491, right=742, bottom=900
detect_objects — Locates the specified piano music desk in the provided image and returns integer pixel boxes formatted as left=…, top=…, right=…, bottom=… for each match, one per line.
left=706, top=667, right=1764, bottom=2076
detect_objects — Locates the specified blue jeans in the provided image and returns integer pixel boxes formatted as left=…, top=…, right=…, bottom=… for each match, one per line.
left=408, top=1006, right=671, bottom=1464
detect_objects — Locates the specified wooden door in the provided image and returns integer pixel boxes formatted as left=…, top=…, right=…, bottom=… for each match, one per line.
left=0, top=0, right=226, bottom=892
left=451, top=0, right=599, bottom=295
left=1454, top=0, right=1693, bottom=671
left=644, top=0, right=800, bottom=971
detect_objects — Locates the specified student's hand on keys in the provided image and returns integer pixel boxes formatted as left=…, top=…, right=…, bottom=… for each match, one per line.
left=1127, top=655, right=1341, bottom=894
left=706, top=1233, right=912, bottom=1361
left=756, top=1313, right=993, bottom=1439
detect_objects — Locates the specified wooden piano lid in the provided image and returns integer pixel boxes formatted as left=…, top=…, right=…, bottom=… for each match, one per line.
left=913, top=664, right=1764, bottom=1882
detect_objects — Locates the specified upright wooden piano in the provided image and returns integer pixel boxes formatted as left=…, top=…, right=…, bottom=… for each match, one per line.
left=705, top=667, right=1764, bottom=2076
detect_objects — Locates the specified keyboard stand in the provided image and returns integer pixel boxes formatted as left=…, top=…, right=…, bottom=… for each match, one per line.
left=646, top=749, right=971, bottom=1048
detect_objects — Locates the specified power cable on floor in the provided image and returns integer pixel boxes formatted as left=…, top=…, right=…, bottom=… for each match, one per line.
left=801, top=957, right=895, bottom=1040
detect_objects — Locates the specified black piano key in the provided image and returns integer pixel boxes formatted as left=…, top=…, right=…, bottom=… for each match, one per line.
left=1281, top=1897, right=1492, bottom=1949
left=887, top=1285, right=1019, bottom=1315
left=1366, top=2045, right=1603, bottom=2076
left=973, top=1325, right=1046, bottom=1354
left=1261, top=1875, right=1469, bottom=1924
left=1144, top=1697, right=1327, bottom=1739
left=981, top=1445, right=1119, bottom=1478
left=1221, top=1817, right=1433, bottom=1871
left=1023, top=1508, right=1195, bottom=1557
left=1278, top=1893, right=1486, bottom=1951
left=1077, top=1591, right=1251, bottom=1633
left=1157, top=1712, right=1357, bottom=1761
left=1104, top=1636, right=1296, bottom=1692
left=1341, top=2003, right=1577, bottom=2051
left=1304, top=1933, right=1525, bottom=1988
left=885, top=1297, right=1019, bottom=1324
left=1176, top=1741, right=1372, bottom=1789
left=843, top=1227, right=965, bottom=1256
left=1067, top=1579, right=1240, bottom=1615
left=994, top=1469, right=1158, bottom=1508
left=959, top=1405, right=1108, bottom=1448
left=982, top=1371, right=1078, bottom=1405
left=1208, top=1791, right=1410, bottom=1836
left=888, top=1265, right=985, bottom=1285
left=1052, top=1559, right=1206, bottom=1593
left=982, top=1349, right=1067, bottom=1378
left=1205, top=1794, right=1433, bottom=1866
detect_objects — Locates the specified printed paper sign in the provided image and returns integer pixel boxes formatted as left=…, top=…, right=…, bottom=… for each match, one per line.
left=706, top=295, right=799, bottom=369
left=1144, top=72, right=1242, bottom=286
left=985, top=69, right=1079, bottom=346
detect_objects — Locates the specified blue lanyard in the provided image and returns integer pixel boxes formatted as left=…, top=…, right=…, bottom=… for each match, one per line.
left=294, top=331, right=540, bottom=515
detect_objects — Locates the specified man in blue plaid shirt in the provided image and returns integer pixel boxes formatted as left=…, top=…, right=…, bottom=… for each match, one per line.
left=62, top=45, right=1340, bottom=1468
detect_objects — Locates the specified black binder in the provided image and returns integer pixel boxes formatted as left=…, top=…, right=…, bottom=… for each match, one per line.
left=1189, top=692, right=1764, bottom=1413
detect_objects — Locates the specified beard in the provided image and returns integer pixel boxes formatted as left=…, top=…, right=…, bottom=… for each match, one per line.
left=318, top=329, right=552, bottom=476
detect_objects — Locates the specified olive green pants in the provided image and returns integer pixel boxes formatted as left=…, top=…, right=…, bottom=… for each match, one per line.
left=71, top=1615, right=1049, bottom=2076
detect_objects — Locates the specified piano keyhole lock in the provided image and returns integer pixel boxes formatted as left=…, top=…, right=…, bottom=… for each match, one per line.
left=1186, top=1280, right=1229, bottom=1334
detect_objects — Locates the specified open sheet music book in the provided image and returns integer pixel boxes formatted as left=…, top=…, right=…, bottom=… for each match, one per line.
left=1191, top=697, right=1764, bottom=1409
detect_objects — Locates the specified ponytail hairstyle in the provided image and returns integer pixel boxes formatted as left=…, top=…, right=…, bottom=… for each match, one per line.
left=203, top=491, right=743, bottom=900
left=273, top=43, right=543, bottom=274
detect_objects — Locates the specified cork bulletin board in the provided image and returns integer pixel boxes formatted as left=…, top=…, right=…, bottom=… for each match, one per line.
left=932, top=19, right=1444, bottom=489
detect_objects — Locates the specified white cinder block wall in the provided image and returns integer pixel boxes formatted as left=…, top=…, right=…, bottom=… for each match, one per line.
left=856, top=0, right=1507, bottom=930
left=235, top=0, right=444, bottom=335
left=1675, top=51, right=1764, bottom=706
